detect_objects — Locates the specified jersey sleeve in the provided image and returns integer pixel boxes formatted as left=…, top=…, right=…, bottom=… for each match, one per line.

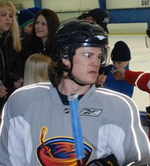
left=123, top=95, right=150, bottom=165
left=114, top=94, right=150, bottom=165
left=0, top=99, right=27, bottom=165
left=125, top=70, right=150, bottom=93
left=96, top=88, right=150, bottom=165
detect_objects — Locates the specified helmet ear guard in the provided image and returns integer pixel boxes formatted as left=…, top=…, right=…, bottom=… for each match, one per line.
left=61, top=46, right=76, bottom=60
left=99, top=46, right=111, bottom=75
left=101, top=45, right=110, bottom=67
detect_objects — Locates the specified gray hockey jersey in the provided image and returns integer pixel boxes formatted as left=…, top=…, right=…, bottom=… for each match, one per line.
left=0, top=83, right=150, bottom=166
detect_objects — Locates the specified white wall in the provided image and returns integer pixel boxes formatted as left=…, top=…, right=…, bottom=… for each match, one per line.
left=12, top=0, right=99, bottom=21
left=41, top=0, right=99, bottom=21
left=12, top=0, right=34, bottom=9
left=11, top=0, right=148, bottom=33
left=11, top=0, right=99, bottom=12
left=11, top=0, right=150, bottom=11
left=41, top=0, right=99, bottom=12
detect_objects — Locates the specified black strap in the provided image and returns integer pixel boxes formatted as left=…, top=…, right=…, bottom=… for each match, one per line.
left=87, top=154, right=119, bottom=166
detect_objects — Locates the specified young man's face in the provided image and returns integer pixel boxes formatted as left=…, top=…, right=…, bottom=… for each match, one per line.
left=113, top=61, right=129, bottom=69
left=72, top=46, right=102, bottom=85
left=23, top=22, right=33, bottom=34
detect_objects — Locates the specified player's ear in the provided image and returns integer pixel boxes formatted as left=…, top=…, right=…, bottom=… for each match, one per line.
left=62, top=58, right=70, bottom=67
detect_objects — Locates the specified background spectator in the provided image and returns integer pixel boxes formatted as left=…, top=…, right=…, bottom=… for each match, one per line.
left=85, top=8, right=109, bottom=33
left=27, top=9, right=60, bottom=58
left=28, top=6, right=43, bottom=15
left=96, top=41, right=134, bottom=97
left=0, top=1, right=23, bottom=115
left=20, top=8, right=60, bottom=72
left=17, top=8, right=35, bottom=38
left=112, top=69, right=150, bottom=94
left=77, top=12, right=88, bottom=20
left=23, top=53, right=51, bottom=86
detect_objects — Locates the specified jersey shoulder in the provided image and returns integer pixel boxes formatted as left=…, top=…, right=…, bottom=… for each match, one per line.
left=95, top=87, right=137, bottom=109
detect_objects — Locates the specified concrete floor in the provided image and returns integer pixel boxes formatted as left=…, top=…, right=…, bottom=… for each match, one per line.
left=108, top=34, right=150, bottom=111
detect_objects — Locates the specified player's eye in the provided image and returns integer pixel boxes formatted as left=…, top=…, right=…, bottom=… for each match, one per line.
left=84, top=53, right=92, bottom=58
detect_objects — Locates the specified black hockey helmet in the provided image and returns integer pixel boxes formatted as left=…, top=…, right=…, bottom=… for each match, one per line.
left=54, top=19, right=108, bottom=64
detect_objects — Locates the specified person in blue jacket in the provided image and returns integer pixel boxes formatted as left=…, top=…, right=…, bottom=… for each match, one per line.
left=96, top=40, right=134, bottom=97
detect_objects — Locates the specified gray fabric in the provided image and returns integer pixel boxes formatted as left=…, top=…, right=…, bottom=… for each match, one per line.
left=0, top=83, right=149, bottom=166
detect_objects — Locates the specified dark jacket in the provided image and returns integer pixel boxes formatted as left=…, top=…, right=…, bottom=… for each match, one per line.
left=0, top=31, right=23, bottom=112
left=104, top=64, right=134, bottom=97
left=20, top=35, right=53, bottom=71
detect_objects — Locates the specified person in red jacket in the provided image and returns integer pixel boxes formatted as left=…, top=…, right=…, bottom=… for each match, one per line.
left=112, top=68, right=150, bottom=141
left=112, top=68, right=150, bottom=93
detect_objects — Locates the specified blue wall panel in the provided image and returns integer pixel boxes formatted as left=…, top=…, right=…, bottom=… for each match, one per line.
left=108, top=8, right=150, bottom=26
left=99, top=0, right=150, bottom=26
left=98, top=0, right=106, bottom=10
left=34, top=0, right=41, bottom=7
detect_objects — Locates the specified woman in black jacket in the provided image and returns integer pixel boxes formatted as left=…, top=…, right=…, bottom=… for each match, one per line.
left=0, top=1, right=23, bottom=115
left=21, top=8, right=60, bottom=66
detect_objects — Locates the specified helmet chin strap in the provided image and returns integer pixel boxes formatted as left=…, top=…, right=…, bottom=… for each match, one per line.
left=66, top=60, right=90, bottom=86
left=68, top=70, right=88, bottom=86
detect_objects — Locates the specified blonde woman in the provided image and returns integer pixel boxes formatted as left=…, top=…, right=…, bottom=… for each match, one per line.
left=23, top=53, right=51, bottom=86
left=0, top=1, right=23, bottom=114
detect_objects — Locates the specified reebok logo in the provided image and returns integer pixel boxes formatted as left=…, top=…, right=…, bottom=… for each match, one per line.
left=80, top=108, right=102, bottom=117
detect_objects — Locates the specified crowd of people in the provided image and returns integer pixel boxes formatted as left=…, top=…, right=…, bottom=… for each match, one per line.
left=0, top=1, right=23, bottom=115
left=0, top=1, right=150, bottom=165
left=0, top=1, right=60, bottom=116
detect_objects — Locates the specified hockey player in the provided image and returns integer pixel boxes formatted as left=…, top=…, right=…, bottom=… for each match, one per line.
left=0, top=19, right=150, bottom=166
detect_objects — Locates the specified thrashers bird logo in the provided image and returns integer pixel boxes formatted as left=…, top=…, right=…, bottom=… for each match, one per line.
left=37, top=126, right=92, bottom=166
